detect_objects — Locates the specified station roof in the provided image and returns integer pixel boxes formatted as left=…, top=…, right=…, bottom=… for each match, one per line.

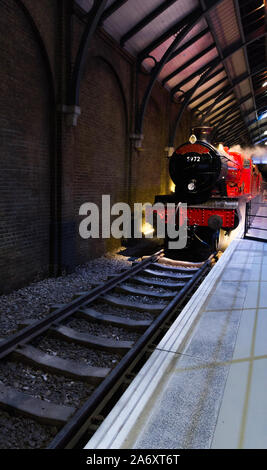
left=76, top=0, right=267, bottom=147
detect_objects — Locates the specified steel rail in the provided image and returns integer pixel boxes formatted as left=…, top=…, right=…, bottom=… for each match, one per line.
left=0, top=250, right=163, bottom=360
left=47, top=258, right=211, bottom=449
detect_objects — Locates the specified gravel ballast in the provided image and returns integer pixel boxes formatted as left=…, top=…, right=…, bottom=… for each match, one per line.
left=32, top=335, right=121, bottom=368
left=0, top=251, right=131, bottom=338
left=92, top=301, right=155, bottom=321
left=0, top=360, right=94, bottom=408
left=0, top=409, right=58, bottom=449
left=66, top=318, right=140, bottom=342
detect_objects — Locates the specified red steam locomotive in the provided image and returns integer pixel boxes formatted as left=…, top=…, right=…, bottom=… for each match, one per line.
left=155, top=127, right=262, bottom=256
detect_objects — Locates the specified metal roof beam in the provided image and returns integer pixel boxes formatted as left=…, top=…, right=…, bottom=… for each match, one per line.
left=171, top=28, right=267, bottom=96
left=69, top=0, right=108, bottom=106
left=211, top=100, right=251, bottom=126
left=135, top=0, right=224, bottom=136
left=222, top=125, right=248, bottom=141
left=120, top=0, right=180, bottom=46
left=172, top=65, right=224, bottom=93
left=233, top=0, right=261, bottom=142
left=137, top=5, right=203, bottom=61
left=200, top=0, right=251, bottom=141
left=193, top=64, right=266, bottom=112
left=162, top=43, right=216, bottom=85
left=166, top=27, right=210, bottom=64
left=216, top=114, right=242, bottom=133
left=168, top=65, right=215, bottom=146
left=101, top=0, right=128, bottom=21
left=219, top=122, right=245, bottom=139
left=212, top=93, right=254, bottom=130
left=214, top=101, right=267, bottom=137
left=201, top=96, right=236, bottom=123
left=196, top=86, right=233, bottom=115
left=190, top=77, right=228, bottom=107
left=225, top=128, right=248, bottom=142
left=250, top=122, right=267, bottom=136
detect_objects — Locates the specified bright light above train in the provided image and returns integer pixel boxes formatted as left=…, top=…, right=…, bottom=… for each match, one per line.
left=259, top=111, right=267, bottom=121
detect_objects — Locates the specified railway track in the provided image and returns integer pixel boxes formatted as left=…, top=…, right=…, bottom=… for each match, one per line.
left=0, top=250, right=211, bottom=449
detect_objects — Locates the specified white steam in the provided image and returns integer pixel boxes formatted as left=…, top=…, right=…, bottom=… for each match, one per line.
left=228, top=144, right=267, bottom=161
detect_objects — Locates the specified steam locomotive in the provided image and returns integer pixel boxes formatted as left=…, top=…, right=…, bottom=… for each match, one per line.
left=155, top=127, right=262, bottom=258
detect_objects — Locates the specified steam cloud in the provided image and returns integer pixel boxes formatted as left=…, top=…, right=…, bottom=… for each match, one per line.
left=229, top=144, right=267, bottom=160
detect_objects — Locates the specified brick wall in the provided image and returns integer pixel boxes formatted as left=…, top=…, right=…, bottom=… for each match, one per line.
left=74, top=55, right=129, bottom=262
left=0, top=3, right=192, bottom=292
left=0, top=0, right=53, bottom=293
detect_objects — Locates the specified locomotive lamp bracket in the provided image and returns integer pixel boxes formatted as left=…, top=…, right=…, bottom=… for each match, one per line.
left=60, top=105, right=81, bottom=127
left=164, top=147, right=175, bottom=158
left=130, top=133, right=144, bottom=151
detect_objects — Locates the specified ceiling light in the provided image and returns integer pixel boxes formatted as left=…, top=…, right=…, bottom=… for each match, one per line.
left=263, top=82, right=267, bottom=88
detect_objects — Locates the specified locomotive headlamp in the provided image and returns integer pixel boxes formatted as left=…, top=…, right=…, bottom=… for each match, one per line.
left=188, top=180, right=196, bottom=191
left=189, top=134, right=197, bottom=144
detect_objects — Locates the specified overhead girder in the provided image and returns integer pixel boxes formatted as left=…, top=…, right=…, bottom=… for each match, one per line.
left=120, top=0, right=180, bottom=47
left=211, top=99, right=252, bottom=128
left=226, top=132, right=248, bottom=146
left=215, top=113, right=242, bottom=134
left=215, top=101, right=267, bottom=139
left=194, top=85, right=233, bottom=114
left=189, top=76, right=228, bottom=107
left=219, top=123, right=246, bottom=141
left=210, top=89, right=267, bottom=127
left=212, top=93, right=255, bottom=135
left=162, top=43, right=216, bottom=86
left=217, top=122, right=247, bottom=142
left=193, top=63, right=266, bottom=114
left=169, top=29, right=266, bottom=147
left=200, top=75, right=266, bottom=124
left=200, top=0, right=250, bottom=140
left=250, top=122, right=267, bottom=136
left=200, top=96, right=236, bottom=124
left=68, top=0, right=108, bottom=106
left=137, top=6, right=203, bottom=63
left=247, top=114, right=267, bottom=131
left=100, top=0, right=128, bottom=22
left=135, top=0, right=223, bottom=136
left=226, top=127, right=249, bottom=141
left=233, top=0, right=261, bottom=143
left=168, top=65, right=215, bottom=146
left=165, top=27, right=210, bottom=65
left=172, top=66, right=224, bottom=96
left=227, top=128, right=248, bottom=140
left=171, top=28, right=267, bottom=97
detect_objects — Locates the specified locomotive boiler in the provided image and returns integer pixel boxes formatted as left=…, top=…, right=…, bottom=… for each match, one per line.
left=155, top=127, right=262, bottom=257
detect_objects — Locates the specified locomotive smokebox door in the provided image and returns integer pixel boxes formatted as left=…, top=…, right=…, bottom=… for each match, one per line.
left=169, top=140, right=224, bottom=204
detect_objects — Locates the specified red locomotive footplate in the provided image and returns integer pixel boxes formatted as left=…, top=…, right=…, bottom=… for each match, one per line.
left=187, top=208, right=235, bottom=228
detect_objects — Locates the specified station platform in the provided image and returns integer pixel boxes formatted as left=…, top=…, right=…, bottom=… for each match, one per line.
left=246, top=201, right=267, bottom=242
left=85, top=234, right=267, bottom=449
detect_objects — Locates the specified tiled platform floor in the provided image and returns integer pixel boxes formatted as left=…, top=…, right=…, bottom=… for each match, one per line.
left=86, top=238, right=267, bottom=449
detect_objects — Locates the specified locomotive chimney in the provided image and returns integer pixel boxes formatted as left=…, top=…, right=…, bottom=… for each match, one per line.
left=192, top=126, right=213, bottom=143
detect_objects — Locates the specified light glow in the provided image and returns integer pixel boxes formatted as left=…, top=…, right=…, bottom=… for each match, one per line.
left=170, top=181, right=175, bottom=193
left=142, top=222, right=155, bottom=236
left=189, top=134, right=197, bottom=144
left=259, top=111, right=267, bottom=121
